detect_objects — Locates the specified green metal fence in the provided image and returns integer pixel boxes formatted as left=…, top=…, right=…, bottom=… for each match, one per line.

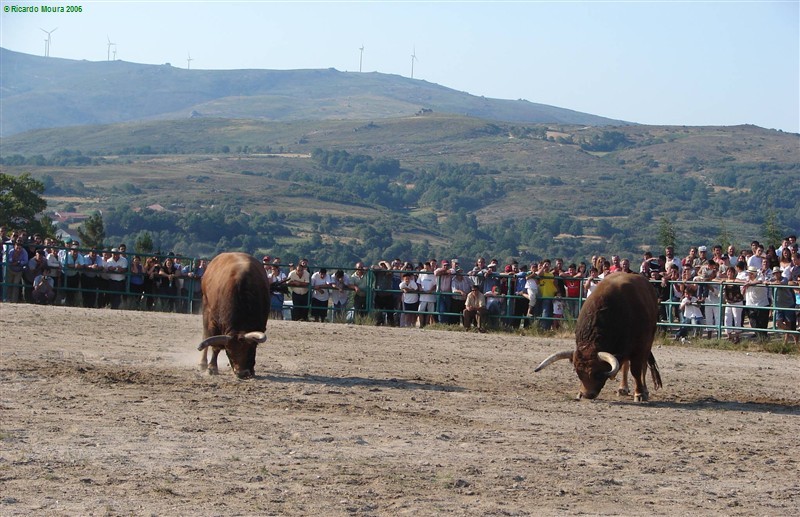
left=2, top=252, right=798, bottom=340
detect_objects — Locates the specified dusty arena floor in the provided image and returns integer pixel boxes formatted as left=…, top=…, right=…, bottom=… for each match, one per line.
left=1, top=304, right=798, bottom=516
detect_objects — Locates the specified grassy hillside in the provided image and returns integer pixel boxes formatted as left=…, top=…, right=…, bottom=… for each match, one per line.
left=2, top=116, right=798, bottom=264
left=0, top=48, right=628, bottom=137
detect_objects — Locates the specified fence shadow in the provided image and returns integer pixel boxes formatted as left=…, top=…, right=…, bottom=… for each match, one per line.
left=260, top=371, right=465, bottom=392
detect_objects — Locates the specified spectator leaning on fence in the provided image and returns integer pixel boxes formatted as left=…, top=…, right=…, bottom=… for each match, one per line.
left=60, top=243, right=85, bottom=306
left=349, top=262, right=369, bottom=319
left=105, top=248, right=128, bottom=310
left=742, top=265, right=770, bottom=340
left=286, top=259, right=311, bottom=322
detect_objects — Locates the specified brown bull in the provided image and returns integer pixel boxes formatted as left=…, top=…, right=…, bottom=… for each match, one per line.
left=197, top=252, right=270, bottom=379
left=535, top=273, right=662, bottom=402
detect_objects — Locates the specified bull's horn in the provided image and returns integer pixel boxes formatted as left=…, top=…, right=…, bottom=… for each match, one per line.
left=534, top=350, right=573, bottom=372
left=242, top=331, right=267, bottom=343
left=598, top=352, right=620, bottom=377
left=197, top=335, right=231, bottom=351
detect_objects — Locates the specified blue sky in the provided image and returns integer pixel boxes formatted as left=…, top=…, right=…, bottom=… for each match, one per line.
left=2, top=1, right=798, bottom=132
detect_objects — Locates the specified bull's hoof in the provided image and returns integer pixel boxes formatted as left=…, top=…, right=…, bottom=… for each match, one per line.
left=634, top=392, right=649, bottom=402
left=207, top=367, right=219, bottom=376
left=617, top=387, right=630, bottom=396
left=198, top=362, right=208, bottom=371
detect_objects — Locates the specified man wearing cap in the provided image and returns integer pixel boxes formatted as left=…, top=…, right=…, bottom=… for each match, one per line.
left=693, top=246, right=710, bottom=272
left=60, top=243, right=86, bottom=306
left=742, top=265, right=769, bottom=340
left=105, top=248, right=129, bottom=309
left=463, top=284, right=488, bottom=333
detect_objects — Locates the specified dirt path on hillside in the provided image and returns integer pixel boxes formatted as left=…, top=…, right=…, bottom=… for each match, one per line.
left=1, top=304, right=798, bottom=515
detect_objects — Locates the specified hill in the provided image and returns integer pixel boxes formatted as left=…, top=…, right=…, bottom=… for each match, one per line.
left=0, top=48, right=627, bottom=137
left=2, top=116, right=798, bottom=264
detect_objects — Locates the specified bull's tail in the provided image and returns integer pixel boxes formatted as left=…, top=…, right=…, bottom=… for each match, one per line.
left=648, top=352, right=662, bottom=391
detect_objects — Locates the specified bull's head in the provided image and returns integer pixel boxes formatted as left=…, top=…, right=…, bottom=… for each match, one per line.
left=534, top=349, right=620, bottom=400
left=197, top=331, right=266, bottom=379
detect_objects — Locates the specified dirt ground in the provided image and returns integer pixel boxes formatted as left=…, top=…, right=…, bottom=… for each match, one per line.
left=1, top=303, right=798, bottom=516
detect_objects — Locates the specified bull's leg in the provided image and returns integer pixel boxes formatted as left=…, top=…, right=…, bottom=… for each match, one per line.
left=199, top=347, right=209, bottom=371
left=207, top=347, right=221, bottom=375
left=617, top=360, right=630, bottom=396
left=631, top=360, right=649, bottom=402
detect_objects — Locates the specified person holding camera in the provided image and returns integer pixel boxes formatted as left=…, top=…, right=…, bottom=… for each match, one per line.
left=582, top=266, right=601, bottom=299
left=674, top=288, right=705, bottom=341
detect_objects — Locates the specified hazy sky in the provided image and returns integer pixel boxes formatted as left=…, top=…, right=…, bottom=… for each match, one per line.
left=2, top=1, right=798, bottom=132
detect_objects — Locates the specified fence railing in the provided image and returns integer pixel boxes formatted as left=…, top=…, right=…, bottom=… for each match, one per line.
left=2, top=256, right=798, bottom=339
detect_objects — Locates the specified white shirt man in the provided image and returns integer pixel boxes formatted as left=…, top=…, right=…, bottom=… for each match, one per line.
left=105, top=250, right=128, bottom=282
left=743, top=267, right=768, bottom=307
left=747, top=246, right=765, bottom=271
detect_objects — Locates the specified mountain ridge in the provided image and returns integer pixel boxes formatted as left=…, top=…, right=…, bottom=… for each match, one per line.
left=0, top=47, right=629, bottom=136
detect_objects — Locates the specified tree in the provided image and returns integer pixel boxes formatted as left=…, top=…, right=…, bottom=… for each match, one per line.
left=657, top=217, right=677, bottom=250
left=0, top=173, right=47, bottom=229
left=78, top=212, right=106, bottom=248
left=134, top=231, right=154, bottom=254
left=715, top=219, right=734, bottom=251
left=763, top=208, right=782, bottom=248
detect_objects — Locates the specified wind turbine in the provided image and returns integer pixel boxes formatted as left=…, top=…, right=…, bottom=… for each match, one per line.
left=187, top=51, right=193, bottom=70
left=40, top=27, right=57, bottom=57
left=410, top=46, right=418, bottom=79
left=112, top=45, right=117, bottom=60
left=358, top=44, right=364, bottom=73
left=106, top=35, right=115, bottom=61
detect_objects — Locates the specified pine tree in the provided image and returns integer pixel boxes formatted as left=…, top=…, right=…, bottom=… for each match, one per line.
left=763, top=208, right=782, bottom=248
left=78, top=212, right=106, bottom=248
left=657, top=217, right=676, bottom=250
left=715, top=219, right=733, bottom=250
left=134, top=231, right=154, bottom=254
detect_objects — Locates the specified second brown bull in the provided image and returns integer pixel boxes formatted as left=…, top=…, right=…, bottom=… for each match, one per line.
left=535, top=273, right=662, bottom=402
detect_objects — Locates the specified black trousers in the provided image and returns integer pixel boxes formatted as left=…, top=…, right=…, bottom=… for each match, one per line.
left=291, top=291, right=309, bottom=321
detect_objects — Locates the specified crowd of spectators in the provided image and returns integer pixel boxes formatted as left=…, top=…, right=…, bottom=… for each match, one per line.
left=2, top=225, right=798, bottom=346
left=0, top=227, right=206, bottom=313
